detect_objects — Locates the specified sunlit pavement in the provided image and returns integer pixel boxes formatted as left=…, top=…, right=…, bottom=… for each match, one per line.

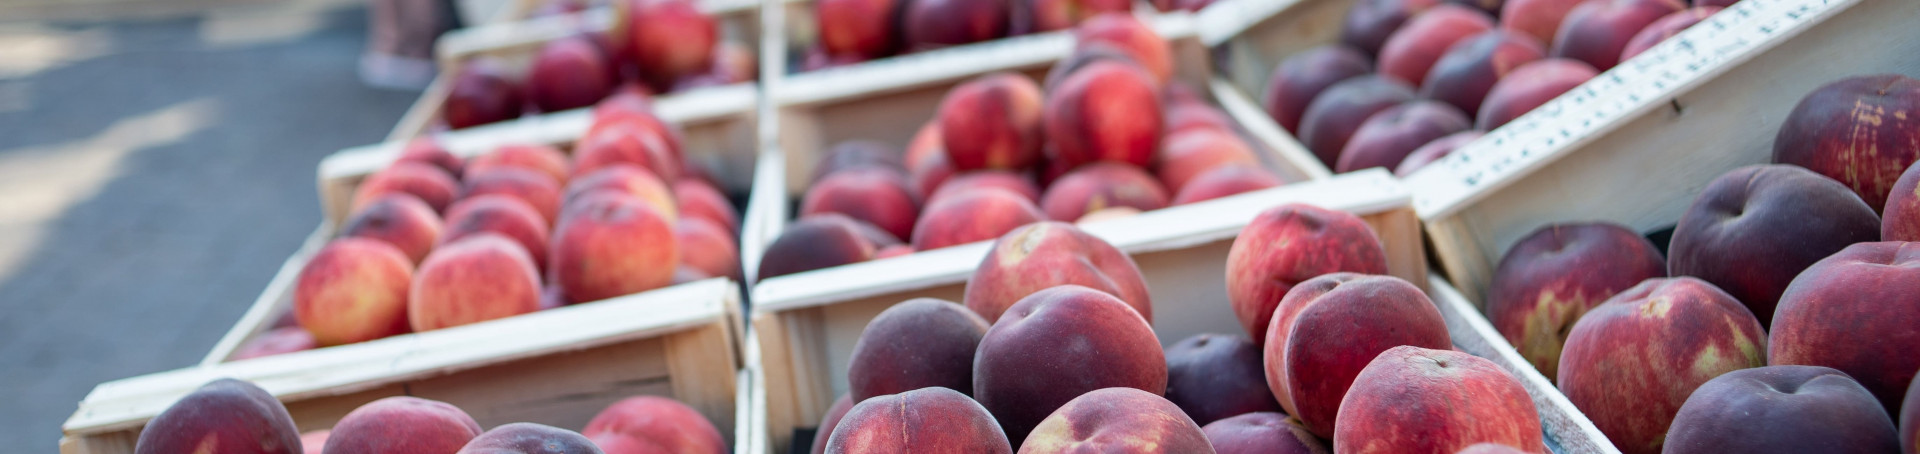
left=0, top=3, right=418, bottom=448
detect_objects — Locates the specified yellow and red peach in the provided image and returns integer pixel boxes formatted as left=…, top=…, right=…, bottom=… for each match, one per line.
left=467, top=144, right=570, bottom=186
left=340, top=193, right=443, bottom=264
left=295, top=238, right=415, bottom=346
left=550, top=192, right=678, bottom=303
left=1486, top=222, right=1666, bottom=381
left=409, top=234, right=542, bottom=331
left=323, top=396, right=483, bottom=453
left=825, top=387, right=1012, bottom=453
left=352, top=162, right=459, bottom=214
left=964, top=221, right=1152, bottom=323
left=461, top=168, right=563, bottom=226
left=939, top=73, right=1047, bottom=171
left=912, top=187, right=1047, bottom=250
left=1039, top=163, right=1169, bottom=223
left=1156, top=129, right=1260, bottom=194
left=1334, top=346, right=1547, bottom=453
left=1264, top=273, right=1452, bottom=438
left=1772, top=74, right=1920, bottom=213
left=675, top=217, right=739, bottom=281
left=442, top=194, right=551, bottom=273
left=581, top=396, right=726, bottom=454
left=1044, top=60, right=1164, bottom=169
left=1226, top=204, right=1389, bottom=343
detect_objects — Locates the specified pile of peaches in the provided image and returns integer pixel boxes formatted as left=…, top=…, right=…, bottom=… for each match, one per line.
left=1264, top=0, right=1729, bottom=175
left=805, top=0, right=1215, bottom=70
left=443, top=0, right=755, bottom=129
left=760, top=14, right=1290, bottom=279
left=1478, top=73, right=1920, bottom=454
left=241, top=89, right=740, bottom=357
left=131, top=378, right=727, bottom=454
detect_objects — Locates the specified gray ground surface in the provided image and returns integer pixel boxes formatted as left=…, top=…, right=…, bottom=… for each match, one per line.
left=0, top=5, right=417, bottom=448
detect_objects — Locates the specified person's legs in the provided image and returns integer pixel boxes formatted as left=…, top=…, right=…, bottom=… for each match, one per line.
left=361, top=0, right=458, bottom=89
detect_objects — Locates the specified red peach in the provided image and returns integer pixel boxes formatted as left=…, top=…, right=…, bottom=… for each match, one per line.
left=1021, top=388, right=1213, bottom=452
left=528, top=34, right=617, bottom=113
left=1421, top=30, right=1547, bottom=116
left=816, top=0, right=901, bottom=59
left=1071, top=13, right=1170, bottom=85
left=1377, top=4, right=1496, bottom=89
left=443, top=194, right=551, bottom=273
left=1885, top=161, right=1920, bottom=241
left=824, top=387, right=1012, bottom=453
left=1619, top=7, right=1720, bottom=61
left=582, top=396, right=725, bottom=454
left=1334, top=346, right=1547, bottom=453
left=352, top=162, right=459, bottom=214
left=1044, top=60, right=1164, bottom=169
left=323, top=396, right=483, bottom=453
left=1039, top=162, right=1170, bottom=223
left=627, top=0, right=717, bottom=90
left=939, top=73, right=1047, bottom=171
left=1033, top=0, right=1131, bottom=32
left=675, top=217, right=739, bottom=281
left=1772, top=74, right=1920, bottom=213
left=550, top=192, right=678, bottom=303
left=929, top=171, right=1042, bottom=206
left=906, top=122, right=957, bottom=200
left=801, top=166, right=920, bottom=241
left=1485, top=222, right=1666, bottom=381
left=467, top=144, right=570, bottom=186
left=973, top=285, right=1166, bottom=444
left=912, top=188, right=1047, bottom=250
left=1549, top=0, right=1686, bottom=71
left=964, top=221, right=1152, bottom=323
left=566, top=164, right=679, bottom=222
left=1172, top=166, right=1285, bottom=204
left=461, top=168, right=563, bottom=225
left=572, top=116, right=682, bottom=184
left=757, top=214, right=900, bottom=279
left=444, top=59, right=525, bottom=129
left=1770, top=242, right=1920, bottom=415
left=1264, top=273, right=1452, bottom=438
left=1165, top=101, right=1239, bottom=136
left=1156, top=129, right=1260, bottom=194
left=133, top=379, right=301, bottom=454
left=1665, top=365, right=1901, bottom=454
left=1342, top=0, right=1445, bottom=57
left=675, top=178, right=738, bottom=233
left=901, top=0, right=1010, bottom=49
left=1476, top=58, right=1597, bottom=130
left=295, top=238, right=414, bottom=346
left=1499, top=0, right=1589, bottom=45
left=1336, top=100, right=1473, bottom=173
left=1201, top=412, right=1326, bottom=454
left=1262, top=45, right=1374, bottom=134
left=1226, top=204, right=1389, bottom=343
left=848, top=298, right=990, bottom=401
left=409, top=234, right=542, bottom=331
left=1298, top=75, right=1418, bottom=166
left=1165, top=334, right=1283, bottom=426
left=340, top=193, right=443, bottom=264
left=810, top=394, right=855, bottom=454
left=395, top=137, right=464, bottom=179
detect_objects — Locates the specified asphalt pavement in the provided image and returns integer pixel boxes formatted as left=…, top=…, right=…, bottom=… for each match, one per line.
left=0, top=3, right=418, bottom=448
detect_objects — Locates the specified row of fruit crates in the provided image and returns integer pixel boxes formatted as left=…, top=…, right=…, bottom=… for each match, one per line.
left=58, top=0, right=1920, bottom=451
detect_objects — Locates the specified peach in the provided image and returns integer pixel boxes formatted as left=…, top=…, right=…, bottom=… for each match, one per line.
left=566, top=164, right=678, bottom=222
left=323, top=396, right=483, bottom=453
left=395, top=137, right=464, bottom=179
left=901, top=0, right=1009, bottom=49
left=1550, top=0, right=1685, bottom=71
left=409, top=234, right=542, bottom=331
left=1334, top=346, right=1546, bottom=453
left=1336, top=100, right=1473, bottom=173
left=929, top=170, right=1042, bottom=206
left=1070, top=14, right=1170, bottom=85
left=675, top=217, right=739, bottom=281
left=1619, top=6, right=1720, bottom=61
left=1298, top=75, right=1418, bottom=166
left=1770, top=242, right=1920, bottom=414
left=461, top=168, right=563, bottom=225
left=757, top=214, right=900, bottom=279
left=1021, top=388, right=1213, bottom=452
left=467, top=144, right=570, bottom=186
left=1172, top=166, right=1284, bottom=204
left=848, top=298, right=990, bottom=400
left=352, top=162, right=459, bottom=214
left=810, top=140, right=904, bottom=184
left=573, top=113, right=683, bottom=183
left=964, top=222, right=1152, bottom=323
left=1499, top=0, right=1588, bottom=45
left=528, top=34, right=616, bottom=113
left=1040, top=163, right=1169, bottom=222
left=581, top=396, right=725, bottom=454
left=627, top=0, right=716, bottom=90
left=974, top=285, right=1166, bottom=444
left=1165, top=101, right=1238, bottom=136
left=1665, top=365, right=1900, bottom=454
left=906, top=122, right=957, bottom=200
left=1476, top=58, right=1597, bottom=130
left=1264, top=273, right=1452, bottom=438
left=911, top=187, right=1046, bottom=250
left=1557, top=277, right=1767, bottom=454
left=1773, top=75, right=1920, bottom=213
left=1668, top=165, right=1880, bottom=328
left=1033, top=0, right=1131, bottom=32
left=1262, top=46, right=1374, bottom=133
left=816, top=0, right=900, bottom=60
left=1421, top=30, right=1546, bottom=116
left=232, top=327, right=317, bottom=360
left=1226, top=204, right=1389, bottom=343
left=551, top=191, right=678, bottom=303
left=1044, top=60, right=1164, bottom=169
left=801, top=166, right=920, bottom=241
left=1485, top=222, right=1666, bottom=380
left=674, top=178, right=738, bottom=233
left=295, top=238, right=414, bottom=346
left=1156, top=129, right=1260, bottom=194
left=444, top=59, right=524, bottom=129
left=1377, top=4, right=1495, bottom=89
left=443, top=195, right=551, bottom=273
left=810, top=394, right=856, bottom=454
left=824, top=387, right=1012, bottom=453
left=1041, top=45, right=1135, bottom=92
left=457, top=423, right=599, bottom=454
left=1342, top=0, right=1444, bottom=57
left=1888, top=162, right=1920, bottom=242
left=1201, top=412, right=1326, bottom=454
left=340, top=193, right=443, bottom=264
left=134, top=379, right=301, bottom=454
left=939, top=73, right=1046, bottom=171
left=1394, top=130, right=1483, bottom=176
left=1165, top=334, right=1282, bottom=426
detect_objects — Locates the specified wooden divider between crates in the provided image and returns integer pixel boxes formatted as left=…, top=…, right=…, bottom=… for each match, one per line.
left=317, top=82, right=759, bottom=225
left=747, top=170, right=1425, bottom=453
left=388, top=0, right=767, bottom=142
left=61, top=279, right=744, bottom=454
left=1406, top=0, right=1920, bottom=304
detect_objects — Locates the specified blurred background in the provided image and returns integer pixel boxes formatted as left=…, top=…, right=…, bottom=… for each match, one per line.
left=0, top=0, right=436, bottom=447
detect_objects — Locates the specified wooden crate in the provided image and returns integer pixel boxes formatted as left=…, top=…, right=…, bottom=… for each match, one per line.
left=317, top=77, right=758, bottom=225
left=60, top=278, right=746, bottom=454
left=739, top=14, right=1333, bottom=283
left=1405, top=0, right=1920, bottom=304
left=745, top=169, right=1431, bottom=453
left=387, top=0, right=763, bottom=143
